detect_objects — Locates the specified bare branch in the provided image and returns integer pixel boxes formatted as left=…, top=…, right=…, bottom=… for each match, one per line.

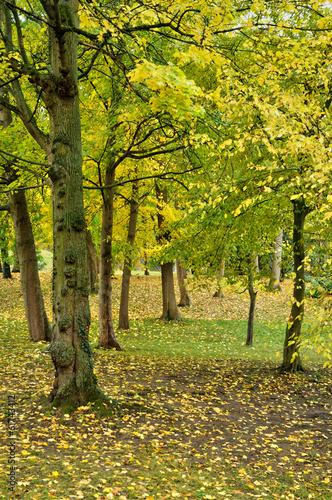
left=0, top=182, right=47, bottom=194
left=0, top=148, right=49, bottom=167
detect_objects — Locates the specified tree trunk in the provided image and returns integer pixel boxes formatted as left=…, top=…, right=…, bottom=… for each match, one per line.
left=254, top=255, right=259, bottom=273
left=144, top=248, right=150, bottom=275
left=98, top=166, right=122, bottom=349
left=47, top=0, right=106, bottom=410
left=176, top=258, right=191, bottom=307
left=269, top=230, right=283, bottom=291
left=246, top=264, right=257, bottom=346
left=119, top=181, right=139, bottom=330
left=156, top=185, right=180, bottom=321
left=282, top=199, right=308, bottom=372
left=161, top=262, right=180, bottom=320
left=213, top=260, right=225, bottom=298
left=9, top=190, right=51, bottom=341
left=1, top=251, right=11, bottom=279
left=86, top=230, right=98, bottom=294
left=11, top=244, right=20, bottom=273
left=0, top=84, right=12, bottom=281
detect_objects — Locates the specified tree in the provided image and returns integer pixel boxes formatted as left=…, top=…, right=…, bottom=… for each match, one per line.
left=156, top=184, right=180, bottom=321
left=176, top=258, right=191, bottom=307
left=118, top=180, right=139, bottom=330
left=9, top=189, right=51, bottom=341
left=282, top=198, right=310, bottom=371
left=0, top=68, right=51, bottom=341
left=0, top=0, right=107, bottom=409
left=269, top=230, right=283, bottom=291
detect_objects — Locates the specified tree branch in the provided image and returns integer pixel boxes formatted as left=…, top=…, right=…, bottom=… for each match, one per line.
left=83, top=166, right=201, bottom=190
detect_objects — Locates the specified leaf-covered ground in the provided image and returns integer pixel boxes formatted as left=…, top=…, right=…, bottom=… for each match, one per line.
left=0, top=273, right=331, bottom=500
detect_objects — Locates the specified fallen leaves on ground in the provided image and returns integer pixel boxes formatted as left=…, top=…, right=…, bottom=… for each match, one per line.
left=0, top=273, right=331, bottom=499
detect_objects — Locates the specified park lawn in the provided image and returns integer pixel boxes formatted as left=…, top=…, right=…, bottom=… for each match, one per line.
left=0, top=272, right=331, bottom=500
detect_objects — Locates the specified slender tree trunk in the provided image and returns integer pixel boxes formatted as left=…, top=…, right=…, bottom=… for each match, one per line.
left=282, top=199, right=308, bottom=372
left=86, top=230, right=98, bottom=294
left=98, top=166, right=122, bottom=349
left=156, top=185, right=180, bottom=321
left=176, top=258, right=191, bottom=307
left=0, top=80, right=12, bottom=281
left=0, top=247, right=11, bottom=278
left=119, top=181, right=139, bottom=330
left=269, top=230, right=283, bottom=291
left=254, top=255, right=259, bottom=273
left=213, top=259, right=225, bottom=298
left=144, top=247, right=150, bottom=275
left=246, top=264, right=257, bottom=346
left=9, top=190, right=51, bottom=341
left=11, top=244, right=20, bottom=273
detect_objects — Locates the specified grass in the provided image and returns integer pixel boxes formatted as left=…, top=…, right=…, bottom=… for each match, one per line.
left=0, top=272, right=331, bottom=500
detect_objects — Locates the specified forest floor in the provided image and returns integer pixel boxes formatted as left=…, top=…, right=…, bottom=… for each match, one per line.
left=0, top=272, right=331, bottom=500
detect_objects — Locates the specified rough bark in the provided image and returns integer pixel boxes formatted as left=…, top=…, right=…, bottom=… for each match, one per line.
left=156, top=185, right=180, bottom=321
left=45, top=0, right=106, bottom=409
left=9, top=190, right=51, bottom=341
left=269, top=230, right=283, bottom=291
left=86, top=230, right=98, bottom=294
left=282, top=198, right=309, bottom=372
left=246, top=264, right=257, bottom=346
left=176, top=258, right=191, bottom=307
left=213, top=260, right=225, bottom=298
left=98, top=166, right=122, bottom=349
left=118, top=181, right=139, bottom=330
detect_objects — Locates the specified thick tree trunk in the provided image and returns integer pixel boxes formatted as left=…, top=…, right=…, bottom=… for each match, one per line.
left=269, top=230, right=283, bottom=291
left=156, top=185, right=180, bottom=321
left=119, top=182, right=139, bottom=330
left=213, top=260, right=225, bottom=298
left=282, top=199, right=308, bottom=372
left=176, top=258, right=191, bottom=307
left=86, top=230, right=98, bottom=294
left=47, top=0, right=106, bottom=409
left=98, top=166, right=122, bottom=349
left=246, top=265, right=257, bottom=346
left=9, top=190, right=51, bottom=341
